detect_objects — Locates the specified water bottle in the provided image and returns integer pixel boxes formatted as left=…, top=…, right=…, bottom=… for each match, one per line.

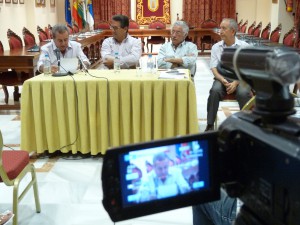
left=147, top=54, right=154, bottom=73
left=43, top=54, right=51, bottom=75
left=114, top=52, right=121, bottom=73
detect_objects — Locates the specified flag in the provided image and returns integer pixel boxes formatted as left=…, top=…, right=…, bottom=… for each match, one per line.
left=86, top=0, right=94, bottom=30
left=78, top=0, right=87, bottom=29
left=65, top=0, right=72, bottom=25
left=72, top=0, right=82, bottom=29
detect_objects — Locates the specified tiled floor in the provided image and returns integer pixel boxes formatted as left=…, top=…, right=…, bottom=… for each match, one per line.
left=0, top=55, right=240, bottom=225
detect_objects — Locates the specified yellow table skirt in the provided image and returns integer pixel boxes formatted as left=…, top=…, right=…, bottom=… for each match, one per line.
left=21, top=69, right=198, bottom=155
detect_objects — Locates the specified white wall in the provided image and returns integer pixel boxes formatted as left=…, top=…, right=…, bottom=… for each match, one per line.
left=236, top=0, right=271, bottom=30
left=277, top=0, right=294, bottom=42
left=0, top=0, right=295, bottom=50
left=0, top=1, right=58, bottom=50
left=236, top=0, right=294, bottom=42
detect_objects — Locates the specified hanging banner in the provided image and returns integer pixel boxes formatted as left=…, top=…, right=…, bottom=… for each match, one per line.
left=136, top=0, right=171, bottom=25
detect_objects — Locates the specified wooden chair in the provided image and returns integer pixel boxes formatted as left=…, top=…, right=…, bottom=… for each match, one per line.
left=96, top=20, right=110, bottom=30
left=260, top=22, right=271, bottom=40
left=46, top=24, right=53, bottom=39
left=240, top=20, right=248, bottom=33
left=37, top=25, right=48, bottom=42
left=200, top=19, right=218, bottom=53
left=7, top=29, right=23, bottom=49
left=5, top=29, right=29, bottom=103
left=269, top=24, right=282, bottom=43
left=0, top=40, right=3, bottom=53
left=147, top=20, right=166, bottom=53
left=247, top=21, right=256, bottom=35
left=214, top=93, right=255, bottom=129
left=129, top=20, right=145, bottom=52
left=252, top=22, right=262, bottom=37
left=129, top=19, right=140, bottom=29
left=283, top=26, right=296, bottom=47
left=22, top=27, right=36, bottom=46
left=292, top=83, right=299, bottom=95
left=238, top=19, right=243, bottom=32
left=0, top=129, right=41, bottom=225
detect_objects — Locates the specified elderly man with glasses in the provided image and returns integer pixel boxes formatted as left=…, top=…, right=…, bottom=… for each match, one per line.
left=157, top=21, right=198, bottom=77
left=100, top=14, right=142, bottom=69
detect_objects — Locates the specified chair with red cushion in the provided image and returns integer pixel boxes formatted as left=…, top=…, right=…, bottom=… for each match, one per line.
left=269, top=23, right=282, bottom=43
left=5, top=29, right=29, bottom=103
left=22, top=27, right=36, bottom=46
left=260, top=22, right=271, bottom=40
left=283, top=26, right=296, bottom=47
left=129, top=19, right=140, bottom=29
left=0, top=40, right=3, bottom=53
left=240, top=20, right=248, bottom=33
left=129, top=20, right=145, bottom=52
left=237, top=19, right=243, bottom=32
left=37, top=26, right=48, bottom=42
left=247, top=21, right=256, bottom=35
left=200, top=19, right=218, bottom=53
left=7, top=29, right=23, bottom=49
left=252, top=22, right=262, bottom=37
left=147, top=20, right=166, bottom=53
left=96, top=20, right=110, bottom=30
left=46, top=24, right=53, bottom=39
left=0, top=130, right=41, bottom=225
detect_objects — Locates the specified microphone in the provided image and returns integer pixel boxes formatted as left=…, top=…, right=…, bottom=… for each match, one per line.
left=52, top=48, right=68, bottom=77
left=54, top=48, right=61, bottom=66
left=78, top=56, right=89, bottom=73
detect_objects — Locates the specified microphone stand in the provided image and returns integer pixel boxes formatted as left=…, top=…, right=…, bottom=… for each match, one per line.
left=53, top=49, right=68, bottom=77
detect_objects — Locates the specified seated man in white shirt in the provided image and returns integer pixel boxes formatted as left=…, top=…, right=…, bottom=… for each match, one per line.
left=157, top=21, right=198, bottom=77
left=137, top=152, right=191, bottom=203
left=205, top=18, right=252, bottom=132
left=100, top=14, right=142, bottom=69
left=37, top=24, right=90, bottom=74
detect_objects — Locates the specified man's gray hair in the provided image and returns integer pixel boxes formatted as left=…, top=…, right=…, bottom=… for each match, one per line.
left=172, top=21, right=189, bottom=35
left=222, top=18, right=238, bottom=33
left=52, top=24, right=69, bottom=38
left=153, top=152, right=169, bottom=164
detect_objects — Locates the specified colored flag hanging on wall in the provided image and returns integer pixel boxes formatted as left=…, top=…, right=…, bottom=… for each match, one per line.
left=66, top=0, right=94, bottom=30
left=65, top=0, right=72, bottom=25
left=86, top=0, right=95, bottom=30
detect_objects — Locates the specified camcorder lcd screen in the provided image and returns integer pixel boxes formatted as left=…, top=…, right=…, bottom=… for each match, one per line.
left=102, top=133, right=219, bottom=222
left=118, top=139, right=211, bottom=207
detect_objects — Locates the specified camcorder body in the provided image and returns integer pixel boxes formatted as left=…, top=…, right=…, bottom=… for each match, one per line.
left=102, top=47, right=300, bottom=225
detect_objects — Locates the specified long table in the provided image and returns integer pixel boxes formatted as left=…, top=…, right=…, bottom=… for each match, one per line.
left=0, top=28, right=219, bottom=109
left=21, top=69, right=198, bottom=155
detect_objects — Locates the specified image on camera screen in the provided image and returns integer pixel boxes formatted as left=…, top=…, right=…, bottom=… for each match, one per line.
left=118, top=139, right=210, bottom=207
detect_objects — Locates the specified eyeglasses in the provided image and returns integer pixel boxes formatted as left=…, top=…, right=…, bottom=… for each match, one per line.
left=110, top=25, right=122, bottom=31
left=171, top=30, right=183, bottom=35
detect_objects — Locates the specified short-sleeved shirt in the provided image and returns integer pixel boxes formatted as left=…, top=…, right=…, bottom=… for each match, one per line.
left=37, top=40, right=90, bottom=70
left=210, top=37, right=249, bottom=69
left=157, top=41, right=198, bottom=75
left=101, top=34, right=142, bottom=69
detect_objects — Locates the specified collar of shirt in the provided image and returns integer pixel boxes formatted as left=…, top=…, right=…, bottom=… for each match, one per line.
left=113, top=33, right=129, bottom=45
left=219, top=37, right=242, bottom=48
left=51, top=41, right=72, bottom=52
left=171, top=40, right=186, bottom=51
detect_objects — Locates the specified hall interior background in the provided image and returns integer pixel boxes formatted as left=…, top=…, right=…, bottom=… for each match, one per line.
left=0, top=0, right=297, bottom=50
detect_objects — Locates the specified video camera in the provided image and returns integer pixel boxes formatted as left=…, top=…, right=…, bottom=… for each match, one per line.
left=101, top=47, right=300, bottom=225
